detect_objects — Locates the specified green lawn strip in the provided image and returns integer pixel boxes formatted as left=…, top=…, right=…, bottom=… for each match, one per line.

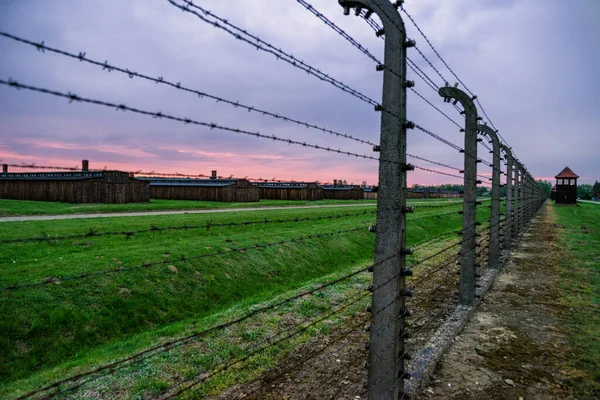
left=0, top=203, right=492, bottom=390
left=0, top=198, right=476, bottom=217
left=1, top=225, right=470, bottom=399
left=0, top=206, right=380, bottom=284
left=0, top=207, right=376, bottom=381
left=554, top=203, right=600, bottom=397
left=0, top=199, right=380, bottom=217
left=0, top=263, right=372, bottom=399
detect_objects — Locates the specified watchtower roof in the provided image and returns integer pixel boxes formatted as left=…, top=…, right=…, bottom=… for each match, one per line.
left=555, top=166, right=579, bottom=179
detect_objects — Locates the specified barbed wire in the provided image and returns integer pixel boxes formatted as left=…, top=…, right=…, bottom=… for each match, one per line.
left=3, top=161, right=503, bottom=195
left=199, top=286, right=369, bottom=394
left=360, top=10, right=441, bottom=94
left=0, top=209, right=377, bottom=244
left=1, top=163, right=80, bottom=171
left=407, top=153, right=460, bottom=172
left=413, top=165, right=462, bottom=181
left=359, top=4, right=516, bottom=162
left=173, top=0, right=417, bottom=128
left=0, top=79, right=388, bottom=163
left=413, top=123, right=494, bottom=169
left=14, top=252, right=402, bottom=399
left=408, top=87, right=461, bottom=128
left=399, top=5, right=509, bottom=146
left=409, top=209, right=462, bottom=222
left=293, top=0, right=439, bottom=103
left=157, top=291, right=370, bottom=399
left=1, top=225, right=372, bottom=292
left=0, top=31, right=375, bottom=147
left=407, top=57, right=439, bottom=92
left=292, top=0, right=461, bottom=140
left=235, top=310, right=368, bottom=399
left=413, top=123, right=462, bottom=152
left=3, top=206, right=470, bottom=246
left=411, top=45, right=448, bottom=86
left=14, top=211, right=516, bottom=398
left=169, top=0, right=378, bottom=106
left=308, top=346, right=367, bottom=398
left=410, top=229, right=463, bottom=250
left=1, top=162, right=305, bottom=183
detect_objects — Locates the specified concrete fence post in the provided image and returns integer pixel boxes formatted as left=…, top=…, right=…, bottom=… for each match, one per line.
left=525, top=170, right=531, bottom=227
left=439, top=85, right=479, bottom=306
left=525, top=175, right=531, bottom=227
left=518, top=164, right=525, bottom=235
left=513, top=162, right=521, bottom=240
left=477, top=124, right=500, bottom=269
left=338, top=1, right=410, bottom=398
left=501, top=144, right=513, bottom=249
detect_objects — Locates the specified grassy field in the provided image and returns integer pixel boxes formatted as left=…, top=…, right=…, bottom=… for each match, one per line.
left=0, top=198, right=382, bottom=217
left=554, top=202, right=600, bottom=397
left=0, top=198, right=471, bottom=217
left=0, top=199, right=493, bottom=398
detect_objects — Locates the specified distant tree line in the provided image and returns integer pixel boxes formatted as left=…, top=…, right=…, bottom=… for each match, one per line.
left=409, top=180, right=599, bottom=200
left=411, top=184, right=490, bottom=196
left=535, top=179, right=600, bottom=200
left=578, top=181, right=600, bottom=200
left=537, top=180, right=552, bottom=198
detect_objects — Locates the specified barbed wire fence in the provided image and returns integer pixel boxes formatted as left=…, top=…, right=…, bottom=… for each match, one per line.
left=0, top=1, right=548, bottom=399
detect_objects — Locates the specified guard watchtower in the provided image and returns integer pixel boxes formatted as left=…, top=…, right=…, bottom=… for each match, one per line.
left=554, top=166, right=579, bottom=204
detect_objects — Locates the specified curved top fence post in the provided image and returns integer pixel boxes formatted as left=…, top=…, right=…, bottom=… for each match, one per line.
left=500, top=144, right=513, bottom=249
left=477, top=124, right=501, bottom=269
left=439, top=85, right=479, bottom=306
left=338, top=1, right=409, bottom=399
left=513, top=160, right=521, bottom=239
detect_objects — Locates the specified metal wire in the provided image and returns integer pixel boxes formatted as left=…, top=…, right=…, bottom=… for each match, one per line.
left=1, top=225, right=372, bottom=291
left=400, top=5, right=509, bottom=146
left=0, top=79, right=387, bottom=163
left=0, top=209, right=377, bottom=244
left=3, top=162, right=304, bottom=183
left=14, top=253, right=402, bottom=399
left=409, top=87, right=461, bottom=128
left=157, top=292, right=371, bottom=399
left=0, top=31, right=375, bottom=147
left=169, top=0, right=378, bottom=107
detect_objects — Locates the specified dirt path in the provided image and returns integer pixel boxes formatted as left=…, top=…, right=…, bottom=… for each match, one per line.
left=0, top=199, right=472, bottom=223
left=419, top=203, right=572, bottom=399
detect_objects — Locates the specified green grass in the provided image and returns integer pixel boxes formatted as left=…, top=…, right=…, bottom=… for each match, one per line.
left=0, top=198, right=470, bottom=218
left=553, top=202, right=600, bottom=398
left=0, top=200, right=494, bottom=398
left=0, top=198, right=380, bottom=217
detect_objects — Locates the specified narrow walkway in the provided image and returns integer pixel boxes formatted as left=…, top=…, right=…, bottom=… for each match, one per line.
left=0, top=199, right=470, bottom=223
left=420, top=203, right=571, bottom=399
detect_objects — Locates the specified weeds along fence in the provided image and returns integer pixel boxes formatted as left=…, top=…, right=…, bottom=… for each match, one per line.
left=0, top=1, right=547, bottom=399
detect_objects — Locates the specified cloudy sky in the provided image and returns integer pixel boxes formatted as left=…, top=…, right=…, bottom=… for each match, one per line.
left=0, top=0, right=598, bottom=185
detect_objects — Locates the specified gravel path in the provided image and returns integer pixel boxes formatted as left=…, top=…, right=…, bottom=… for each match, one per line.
left=419, top=203, right=571, bottom=399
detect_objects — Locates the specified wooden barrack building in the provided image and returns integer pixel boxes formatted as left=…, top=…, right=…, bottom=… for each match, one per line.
left=0, top=162, right=149, bottom=204
left=141, top=177, right=259, bottom=202
left=253, top=182, right=323, bottom=201
left=320, top=184, right=364, bottom=200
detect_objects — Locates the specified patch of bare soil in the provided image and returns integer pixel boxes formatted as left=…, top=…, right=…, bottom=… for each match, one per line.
left=419, top=203, right=573, bottom=400
left=214, top=312, right=370, bottom=400
left=214, top=241, right=463, bottom=399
